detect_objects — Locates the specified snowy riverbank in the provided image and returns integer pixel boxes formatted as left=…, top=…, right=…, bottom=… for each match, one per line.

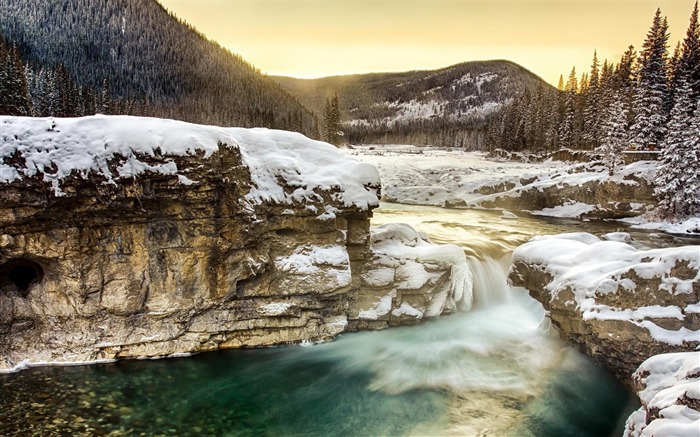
left=348, top=145, right=691, bottom=229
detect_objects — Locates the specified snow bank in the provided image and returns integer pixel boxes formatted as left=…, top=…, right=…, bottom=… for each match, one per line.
left=349, top=145, right=657, bottom=220
left=511, top=233, right=700, bottom=346
left=622, top=217, right=700, bottom=235
left=625, top=352, right=700, bottom=437
left=348, top=145, right=563, bottom=207
left=0, top=115, right=380, bottom=210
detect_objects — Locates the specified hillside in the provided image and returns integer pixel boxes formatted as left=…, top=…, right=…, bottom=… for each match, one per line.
left=0, top=0, right=318, bottom=136
left=273, top=61, right=555, bottom=148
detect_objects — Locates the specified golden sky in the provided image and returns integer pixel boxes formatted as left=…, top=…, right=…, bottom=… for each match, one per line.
left=157, top=0, right=696, bottom=86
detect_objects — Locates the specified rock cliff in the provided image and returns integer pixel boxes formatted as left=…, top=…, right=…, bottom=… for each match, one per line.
left=508, top=232, right=699, bottom=384
left=0, top=115, right=469, bottom=372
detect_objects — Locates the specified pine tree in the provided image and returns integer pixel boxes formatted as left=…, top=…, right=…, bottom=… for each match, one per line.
left=655, top=73, right=698, bottom=217
left=679, top=1, right=700, bottom=101
left=630, top=9, right=670, bottom=149
left=613, top=46, right=637, bottom=92
left=668, top=41, right=682, bottom=90
left=0, top=33, right=32, bottom=116
left=323, top=94, right=343, bottom=146
left=684, top=105, right=700, bottom=216
left=559, top=67, right=579, bottom=147
left=599, top=92, right=629, bottom=175
left=583, top=51, right=602, bottom=147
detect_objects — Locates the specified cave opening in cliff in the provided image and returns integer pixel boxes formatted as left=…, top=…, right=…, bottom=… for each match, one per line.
left=0, top=259, right=44, bottom=297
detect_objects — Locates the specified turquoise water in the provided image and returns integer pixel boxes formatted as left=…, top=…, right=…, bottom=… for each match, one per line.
left=0, top=204, right=655, bottom=436
left=0, top=308, right=636, bottom=436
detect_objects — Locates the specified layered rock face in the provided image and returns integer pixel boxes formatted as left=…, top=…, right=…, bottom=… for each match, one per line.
left=0, top=115, right=472, bottom=372
left=508, top=232, right=699, bottom=383
left=0, top=116, right=381, bottom=371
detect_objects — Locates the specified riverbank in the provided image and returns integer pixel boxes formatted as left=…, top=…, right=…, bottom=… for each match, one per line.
left=349, top=144, right=699, bottom=234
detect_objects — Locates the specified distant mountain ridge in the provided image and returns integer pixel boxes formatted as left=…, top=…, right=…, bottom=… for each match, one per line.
left=0, top=0, right=318, bottom=136
left=274, top=61, right=556, bottom=148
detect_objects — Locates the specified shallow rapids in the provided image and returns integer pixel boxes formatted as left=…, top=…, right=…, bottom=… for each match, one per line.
left=0, top=203, right=648, bottom=436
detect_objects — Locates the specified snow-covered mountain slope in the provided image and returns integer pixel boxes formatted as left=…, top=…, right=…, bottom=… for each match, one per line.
left=274, top=61, right=555, bottom=148
left=0, top=0, right=318, bottom=135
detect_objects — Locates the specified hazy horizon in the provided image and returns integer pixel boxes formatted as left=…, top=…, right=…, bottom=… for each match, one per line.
left=157, top=0, right=695, bottom=86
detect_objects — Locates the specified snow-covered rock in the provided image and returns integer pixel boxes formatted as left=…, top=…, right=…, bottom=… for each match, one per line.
left=508, top=232, right=700, bottom=383
left=0, top=115, right=384, bottom=372
left=350, top=223, right=473, bottom=329
left=0, top=115, right=381, bottom=209
left=0, top=115, right=478, bottom=372
left=473, top=161, right=657, bottom=219
left=624, top=352, right=700, bottom=437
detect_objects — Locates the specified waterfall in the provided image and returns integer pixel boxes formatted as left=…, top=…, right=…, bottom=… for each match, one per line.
left=466, top=254, right=514, bottom=308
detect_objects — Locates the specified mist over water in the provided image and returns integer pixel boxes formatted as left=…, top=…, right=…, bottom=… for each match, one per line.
left=0, top=204, right=642, bottom=436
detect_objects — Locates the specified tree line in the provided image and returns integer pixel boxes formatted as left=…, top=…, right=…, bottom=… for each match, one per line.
left=487, top=3, right=700, bottom=219
left=0, top=0, right=318, bottom=136
left=0, top=31, right=139, bottom=117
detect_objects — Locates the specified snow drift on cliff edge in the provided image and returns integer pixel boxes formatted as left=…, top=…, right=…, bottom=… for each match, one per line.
left=0, top=115, right=381, bottom=210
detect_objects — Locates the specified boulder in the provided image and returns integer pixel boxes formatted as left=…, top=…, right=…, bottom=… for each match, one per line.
left=624, top=352, right=700, bottom=437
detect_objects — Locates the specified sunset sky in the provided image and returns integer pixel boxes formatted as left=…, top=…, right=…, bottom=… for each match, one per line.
left=157, top=0, right=696, bottom=86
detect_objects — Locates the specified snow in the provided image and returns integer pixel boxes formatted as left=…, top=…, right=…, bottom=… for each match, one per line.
left=511, top=233, right=700, bottom=345
left=0, top=115, right=380, bottom=210
left=274, top=244, right=351, bottom=289
left=501, top=210, right=518, bottom=219
left=371, top=223, right=473, bottom=312
left=347, top=145, right=663, bottom=221
left=530, top=201, right=597, bottom=218
left=625, top=352, right=700, bottom=437
left=348, top=145, right=564, bottom=207
left=359, top=289, right=396, bottom=320
left=1, top=358, right=118, bottom=374
left=258, top=302, right=294, bottom=317
left=603, top=232, right=632, bottom=243
left=622, top=217, right=700, bottom=235
left=391, top=302, right=424, bottom=318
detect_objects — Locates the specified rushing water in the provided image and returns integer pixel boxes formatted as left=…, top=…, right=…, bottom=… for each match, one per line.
left=4, top=203, right=687, bottom=437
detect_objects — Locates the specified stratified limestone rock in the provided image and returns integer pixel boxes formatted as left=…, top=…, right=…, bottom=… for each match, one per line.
left=0, top=115, right=471, bottom=372
left=508, top=232, right=699, bottom=384
left=0, top=115, right=383, bottom=371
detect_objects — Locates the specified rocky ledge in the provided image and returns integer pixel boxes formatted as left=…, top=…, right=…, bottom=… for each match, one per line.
left=468, top=161, right=656, bottom=219
left=508, top=232, right=699, bottom=383
left=0, top=115, right=470, bottom=372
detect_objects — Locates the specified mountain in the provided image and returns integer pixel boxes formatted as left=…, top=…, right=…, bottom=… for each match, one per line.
left=273, top=61, right=556, bottom=148
left=0, top=0, right=318, bottom=136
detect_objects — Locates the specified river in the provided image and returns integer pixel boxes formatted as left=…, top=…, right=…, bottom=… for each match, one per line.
left=4, top=203, right=694, bottom=436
